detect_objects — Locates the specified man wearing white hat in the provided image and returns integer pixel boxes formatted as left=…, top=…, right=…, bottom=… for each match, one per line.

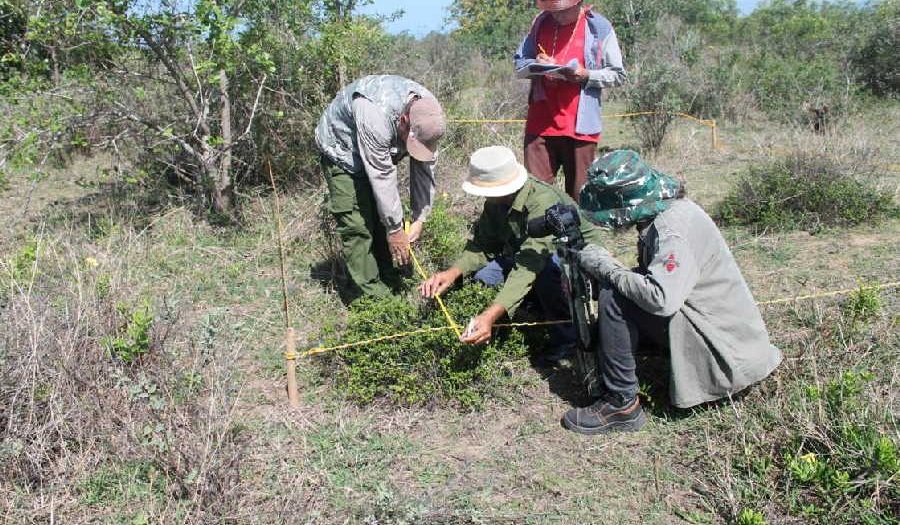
left=420, top=145, right=605, bottom=355
left=316, top=75, right=446, bottom=298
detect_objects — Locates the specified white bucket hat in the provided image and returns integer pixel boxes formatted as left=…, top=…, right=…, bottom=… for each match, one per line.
left=462, top=146, right=529, bottom=197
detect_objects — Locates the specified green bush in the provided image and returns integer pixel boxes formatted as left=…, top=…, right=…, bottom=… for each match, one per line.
left=736, top=508, right=768, bottom=525
left=626, top=62, right=686, bottom=151
left=102, top=302, right=154, bottom=363
left=322, top=283, right=528, bottom=409
left=420, top=198, right=468, bottom=270
left=717, top=154, right=898, bottom=232
left=841, top=283, right=882, bottom=328
left=1, top=237, right=40, bottom=291
left=852, top=0, right=900, bottom=97
left=734, top=0, right=865, bottom=121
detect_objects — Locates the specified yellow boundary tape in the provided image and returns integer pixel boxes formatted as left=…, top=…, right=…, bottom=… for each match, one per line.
left=448, top=111, right=719, bottom=149
left=755, top=280, right=900, bottom=306
left=449, top=111, right=716, bottom=126
left=406, top=223, right=462, bottom=338
left=286, top=280, right=900, bottom=360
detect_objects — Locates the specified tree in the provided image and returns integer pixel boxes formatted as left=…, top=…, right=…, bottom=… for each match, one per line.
left=448, top=0, right=534, bottom=58
left=854, top=0, right=900, bottom=96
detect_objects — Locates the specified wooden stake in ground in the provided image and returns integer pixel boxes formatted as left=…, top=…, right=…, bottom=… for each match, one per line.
left=285, top=327, right=300, bottom=408
left=267, top=159, right=300, bottom=408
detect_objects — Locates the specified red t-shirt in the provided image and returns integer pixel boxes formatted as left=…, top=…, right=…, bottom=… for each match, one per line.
left=524, top=12, right=600, bottom=143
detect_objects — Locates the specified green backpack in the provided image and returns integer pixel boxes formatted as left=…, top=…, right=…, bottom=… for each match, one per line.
left=579, top=149, right=682, bottom=228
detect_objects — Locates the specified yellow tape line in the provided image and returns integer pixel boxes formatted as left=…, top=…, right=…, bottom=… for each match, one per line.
left=302, top=326, right=457, bottom=357
left=296, top=281, right=899, bottom=358
left=755, top=280, right=900, bottom=306
left=406, top=223, right=462, bottom=338
left=449, top=111, right=716, bottom=127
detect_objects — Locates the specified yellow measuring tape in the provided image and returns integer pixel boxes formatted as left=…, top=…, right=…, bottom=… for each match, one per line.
left=405, top=222, right=462, bottom=338
left=449, top=111, right=716, bottom=128
left=287, top=281, right=899, bottom=360
left=755, top=280, right=900, bottom=306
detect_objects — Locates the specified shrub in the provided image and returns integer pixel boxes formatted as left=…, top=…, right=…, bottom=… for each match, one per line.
left=419, top=197, right=468, bottom=270
left=841, top=283, right=882, bottom=328
left=101, top=301, right=154, bottom=363
left=736, top=508, right=768, bottom=525
left=852, top=0, right=900, bottom=97
left=717, top=154, right=898, bottom=232
left=625, top=62, right=686, bottom=151
left=322, top=283, right=529, bottom=409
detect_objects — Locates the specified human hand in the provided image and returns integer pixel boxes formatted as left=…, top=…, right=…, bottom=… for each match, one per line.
left=536, top=52, right=553, bottom=64
left=387, top=229, right=411, bottom=266
left=459, top=304, right=506, bottom=345
left=576, top=244, right=611, bottom=268
left=564, top=66, right=589, bottom=84
left=460, top=313, right=494, bottom=345
left=407, top=219, right=425, bottom=243
left=419, top=267, right=462, bottom=298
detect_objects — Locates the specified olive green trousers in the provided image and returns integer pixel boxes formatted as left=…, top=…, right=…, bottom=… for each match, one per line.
left=322, top=157, right=398, bottom=297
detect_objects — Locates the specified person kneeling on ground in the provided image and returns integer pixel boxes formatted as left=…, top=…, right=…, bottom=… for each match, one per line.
left=419, top=145, right=605, bottom=360
left=562, top=150, right=783, bottom=435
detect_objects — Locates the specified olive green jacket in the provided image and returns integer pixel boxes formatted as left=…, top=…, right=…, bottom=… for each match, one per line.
left=453, top=177, right=605, bottom=316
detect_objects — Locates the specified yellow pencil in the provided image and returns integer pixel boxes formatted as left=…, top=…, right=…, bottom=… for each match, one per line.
left=538, top=43, right=548, bottom=56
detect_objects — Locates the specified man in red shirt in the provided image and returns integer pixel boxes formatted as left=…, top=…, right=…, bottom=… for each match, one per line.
left=514, top=0, right=626, bottom=201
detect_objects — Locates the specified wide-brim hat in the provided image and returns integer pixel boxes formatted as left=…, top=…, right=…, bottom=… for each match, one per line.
left=579, top=149, right=683, bottom=228
left=536, top=0, right=581, bottom=12
left=406, top=96, right=446, bottom=162
left=462, top=146, right=529, bottom=197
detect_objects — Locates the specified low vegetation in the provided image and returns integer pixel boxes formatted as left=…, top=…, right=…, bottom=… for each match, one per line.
left=322, top=284, right=530, bottom=408
left=695, top=290, right=899, bottom=524
left=718, top=153, right=898, bottom=232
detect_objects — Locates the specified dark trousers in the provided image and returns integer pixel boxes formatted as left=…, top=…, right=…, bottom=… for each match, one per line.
left=321, top=157, right=397, bottom=297
left=474, top=255, right=575, bottom=346
left=597, top=286, right=671, bottom=402
left=524, top=135, right=597, bottom=202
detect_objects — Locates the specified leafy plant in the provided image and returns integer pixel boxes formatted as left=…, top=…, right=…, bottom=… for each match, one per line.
left=420, top=197, right=468, bottom=270
left=102, top=301, right=154, bottom=363
left=322, top=283, right=528, bottom=408
left=626, top=61, right=686, bottom=151
left=747, top=370, right=899, bottom=523
left=1, top=237, right=40, bottom=290
left=736, top=508, right=768, bottom=525
left=841, top=283, right=882, bottom=327
left=717, top=153, right=898, bottom=232
left=79, top=461, right=166, bottom=507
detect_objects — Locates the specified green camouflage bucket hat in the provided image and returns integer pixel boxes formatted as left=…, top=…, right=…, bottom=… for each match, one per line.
left=579, top=149, right=683, bottom=228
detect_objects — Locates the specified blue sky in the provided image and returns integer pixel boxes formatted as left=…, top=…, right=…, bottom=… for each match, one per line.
left=358, top=0, right=767, bottom=37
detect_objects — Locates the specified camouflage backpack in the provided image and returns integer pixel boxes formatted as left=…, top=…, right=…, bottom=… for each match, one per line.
left=579, top=149, right=683, bottom=228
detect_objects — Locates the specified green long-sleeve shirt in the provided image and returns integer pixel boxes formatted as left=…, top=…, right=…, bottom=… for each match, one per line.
left=452, top=177, right=606, bottom=316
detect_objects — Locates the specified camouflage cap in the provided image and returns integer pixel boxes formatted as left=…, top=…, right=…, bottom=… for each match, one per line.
left=579, top=149, right=683, bottom=228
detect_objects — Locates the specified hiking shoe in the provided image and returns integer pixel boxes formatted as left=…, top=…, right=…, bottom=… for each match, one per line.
left=562, top=395, right=647, bottom=435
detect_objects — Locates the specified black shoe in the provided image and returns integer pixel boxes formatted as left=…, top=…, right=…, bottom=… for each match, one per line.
left=562, top=395, right=647, bottom=435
